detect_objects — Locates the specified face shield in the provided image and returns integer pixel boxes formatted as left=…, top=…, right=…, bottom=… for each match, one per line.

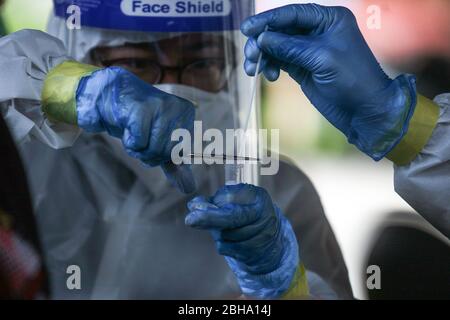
left=51, top=0, right=260, bottom=185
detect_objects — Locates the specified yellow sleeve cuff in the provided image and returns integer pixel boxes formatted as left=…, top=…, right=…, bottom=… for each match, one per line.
left=281, top=264, right=309, bottom=300
left=387, top=95, right=440, bottom=166
left=41, top=61, right=100, bottom=125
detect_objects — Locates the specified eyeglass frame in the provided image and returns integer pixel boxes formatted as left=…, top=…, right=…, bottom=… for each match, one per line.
left=92, top=55, right=235, bottom=92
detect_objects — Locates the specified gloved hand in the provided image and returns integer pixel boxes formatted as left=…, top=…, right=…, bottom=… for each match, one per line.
left=186, top=184, right=299, bottom=299
left=76, top=67, right=196, bottom=193
left=241, top=4, right=417, bottom=160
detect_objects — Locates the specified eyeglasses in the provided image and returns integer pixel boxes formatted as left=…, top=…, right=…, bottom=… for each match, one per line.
left=98, top=58, right=229, bottom=92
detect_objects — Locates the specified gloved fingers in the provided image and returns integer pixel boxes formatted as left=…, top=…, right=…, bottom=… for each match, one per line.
left=125, top=110, right=194, bottom=167
left=215, top=219, right=287, bottom=274
left=244, top=59, right=261, bottom=77
left=217, top=223, right=264, bottom=243
left=244, top=37, right=262, bottom=63
left=229, top=245, right=283, bottom=275
left=215, top=236, right=277, bottom=266
left=257, top=31, right=315, bottom=71
left=120, top=109, right=169, bottom=164
left=244, top=37, right=281, bottom=80
left=262, top=62, right=281, bottom=82
left=147, top=102, right=195, bottom=163
left=185, top=203, right=259, bottom=230
left=215, top=241, right=251, bottom=262
left=244, top=57, right=281, bottom=82
left=161, top=162, right=197, bottom=194
left=241, top=4, right=326, bottom=37
left=185, top=207, right=226, bottom=229
left=122, top=117, right=152, bottom=151
left=146, top=119, right=172, bottom=161
left=244, top=53, right=272, bottom=75
left=187, top=196, right=217, bottom=211
left=218, top=214, right=277, bottom=243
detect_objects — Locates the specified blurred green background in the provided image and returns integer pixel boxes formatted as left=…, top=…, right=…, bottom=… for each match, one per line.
left=0, top=0, right=52, bottom=33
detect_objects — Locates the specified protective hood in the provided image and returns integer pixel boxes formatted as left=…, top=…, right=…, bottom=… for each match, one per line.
left=47, top=15, right=183, bottom=63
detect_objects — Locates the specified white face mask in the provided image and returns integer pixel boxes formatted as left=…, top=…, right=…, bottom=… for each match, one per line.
left=154, top=84, right=235, bottom=132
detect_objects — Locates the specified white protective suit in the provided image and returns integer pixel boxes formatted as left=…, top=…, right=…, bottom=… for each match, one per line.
left=394, top=94, right=450, bottom=239
left=0, top=23, right=353, bottom=299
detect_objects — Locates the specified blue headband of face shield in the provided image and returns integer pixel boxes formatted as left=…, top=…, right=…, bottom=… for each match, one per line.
left=53, top=0, right=254, bottom=32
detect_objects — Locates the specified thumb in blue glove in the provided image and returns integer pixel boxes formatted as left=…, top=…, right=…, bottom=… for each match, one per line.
left=241, top=4, right=417, bottom=161
left=186, top=184, right=299, bottom=299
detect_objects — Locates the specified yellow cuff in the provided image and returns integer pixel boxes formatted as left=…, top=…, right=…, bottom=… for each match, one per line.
left=281, top=264, right=309, bottom=300
left=387, top=95, right=440, bottom=166
left=42, top=61, right=100, bottom=125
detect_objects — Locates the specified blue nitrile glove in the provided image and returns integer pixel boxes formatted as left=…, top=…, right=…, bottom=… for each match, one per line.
left=241, top=4, right=417, bottom=160
left=186, top=184, right=299, bottom=299
left=76, top=67, right=196, bottom=193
